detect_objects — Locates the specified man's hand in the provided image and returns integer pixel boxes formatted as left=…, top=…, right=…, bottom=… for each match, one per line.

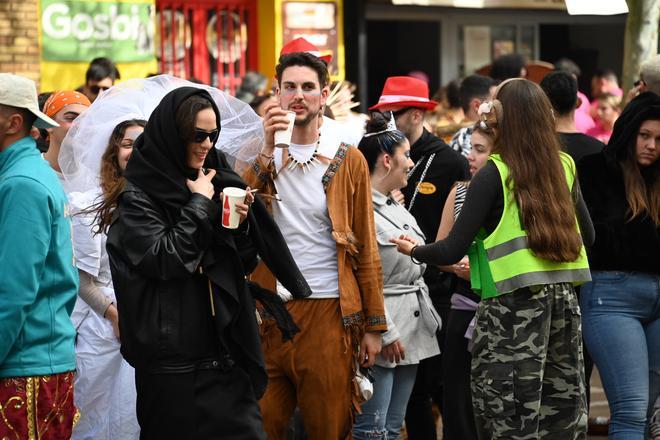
left=381, top=340, right=405, bottom=364
left=359, top=331, right=382, bottom=367
left=625, top=83, right=644, bottom=106
left=186, top=168, right=216, bottom=199
left=262, top=101, right=291, bottom=157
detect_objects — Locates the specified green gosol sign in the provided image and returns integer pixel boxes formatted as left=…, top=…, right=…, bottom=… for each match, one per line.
left=40, top=0, right=156, bottom=62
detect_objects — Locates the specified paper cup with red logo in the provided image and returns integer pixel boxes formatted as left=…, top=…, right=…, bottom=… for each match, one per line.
left=274, top=110, right=296, bottom=148
left=221, top=187, right=247, bottom=229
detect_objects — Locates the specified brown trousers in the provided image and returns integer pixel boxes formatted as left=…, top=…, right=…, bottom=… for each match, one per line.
left=260, top=298, right=357, bottom=440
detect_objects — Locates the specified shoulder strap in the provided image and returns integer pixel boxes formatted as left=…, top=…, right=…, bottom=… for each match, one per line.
left=322, top=142, right=350, bottom=191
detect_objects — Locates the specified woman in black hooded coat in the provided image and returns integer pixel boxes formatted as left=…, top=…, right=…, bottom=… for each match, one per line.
left=577, top=92, right=660, bottom=438
left=105, top=87, right=311, bottom=439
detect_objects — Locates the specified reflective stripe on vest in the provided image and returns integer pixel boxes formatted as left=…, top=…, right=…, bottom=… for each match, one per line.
left=471, top=152, right=591, bottom=299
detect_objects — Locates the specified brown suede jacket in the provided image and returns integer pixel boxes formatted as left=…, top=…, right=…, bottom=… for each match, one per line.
left=243, top=143, right=387, bottom=333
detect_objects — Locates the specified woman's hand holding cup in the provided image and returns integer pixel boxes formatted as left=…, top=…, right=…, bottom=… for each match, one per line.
left=186, top=168, right=216, bottom=199
left=233, top=187, right=255, bottom=225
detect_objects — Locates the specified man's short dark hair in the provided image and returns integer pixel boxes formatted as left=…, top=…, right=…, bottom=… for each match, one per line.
left=554, top=58, right=581, bottom=77
left=593, top=68, right=618, bottom=85
left=445, top=79, right=462, bottom=109
left=459, top=75, right=496, bottom=113
left=275, top=52, right=329, bottom=88
left=0, top=104, right=37, bottom=135
left=540, top=71, right=578, bottom=116
left=85, top=57, right=120, bottom=83
left=490, top=53, right=526, bottom=82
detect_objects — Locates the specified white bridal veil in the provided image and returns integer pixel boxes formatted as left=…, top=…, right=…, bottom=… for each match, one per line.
left=59, top=74, right=265, bottom=196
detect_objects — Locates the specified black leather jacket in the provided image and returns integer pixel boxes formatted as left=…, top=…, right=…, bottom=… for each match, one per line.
left=107, top=182, right=258, bottom=373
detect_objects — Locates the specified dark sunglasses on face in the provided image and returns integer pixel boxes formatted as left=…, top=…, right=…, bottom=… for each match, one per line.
left=193, top=128, right=220, bottom=143
left=380, top=107, right=413, bottom=120
left=89, top=85, right=111, bottom=94
left=634, top=79, right=646, bottom=88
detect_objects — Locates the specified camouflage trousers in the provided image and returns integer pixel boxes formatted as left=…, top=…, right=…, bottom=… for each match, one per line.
left=471, top=283, right=588, bottom=440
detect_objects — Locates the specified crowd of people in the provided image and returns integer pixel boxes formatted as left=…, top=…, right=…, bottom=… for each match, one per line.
left=0, top=39, right=658, bottom=440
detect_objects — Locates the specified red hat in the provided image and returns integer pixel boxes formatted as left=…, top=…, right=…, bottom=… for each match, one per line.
left=280, top=37, right=333, bottom=64
left=369, top=76, right=438, bottom=111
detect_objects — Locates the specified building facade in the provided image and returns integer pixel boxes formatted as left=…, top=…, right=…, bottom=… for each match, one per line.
left=344, top=0, right=627, bottom=110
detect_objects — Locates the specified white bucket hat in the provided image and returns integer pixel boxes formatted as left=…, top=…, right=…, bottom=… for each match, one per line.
left=0, top=73, right=59, bottom=128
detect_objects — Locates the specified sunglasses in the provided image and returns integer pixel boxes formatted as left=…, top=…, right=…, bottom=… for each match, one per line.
left=89, top=85, right=111, bottom=94
left=192, top=128, right=220, bottom=143
left=380, top=107, right=413, bottom=119
left=634, top=79, right=646, bottom=88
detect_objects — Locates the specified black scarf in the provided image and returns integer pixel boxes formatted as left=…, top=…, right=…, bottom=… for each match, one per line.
left=124, top=87, right=311, bottom=396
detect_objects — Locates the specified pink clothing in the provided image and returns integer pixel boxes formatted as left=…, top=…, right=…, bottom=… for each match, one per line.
left=575, top=91, right=596, bottom=133
left=589, top=87, right=623, bottom=116
left=586, top=124, right=613, bottom=144
left=576, top=91, right=591, bottom=114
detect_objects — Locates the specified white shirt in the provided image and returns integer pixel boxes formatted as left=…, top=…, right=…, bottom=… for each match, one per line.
left=272, top=138, right=341, bottom=299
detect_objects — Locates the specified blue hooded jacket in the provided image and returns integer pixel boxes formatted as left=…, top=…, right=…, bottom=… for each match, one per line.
left=0, top=136, right=78, bottom=377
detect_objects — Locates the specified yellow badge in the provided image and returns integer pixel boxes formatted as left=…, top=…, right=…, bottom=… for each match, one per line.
left=417, top=182, right=436, bottom=195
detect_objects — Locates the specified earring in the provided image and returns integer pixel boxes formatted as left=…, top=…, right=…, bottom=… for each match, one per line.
left=378, top=165, right=392, bottom=182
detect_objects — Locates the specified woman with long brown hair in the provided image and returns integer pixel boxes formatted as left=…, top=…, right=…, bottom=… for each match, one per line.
left=577, top=92, right=660, bottom=439
left=69, top=119, right=145, bottom=440
left=392, top=78, right=594, bottom=439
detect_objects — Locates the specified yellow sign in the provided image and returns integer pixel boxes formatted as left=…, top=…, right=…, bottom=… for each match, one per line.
left=38, top=0, right=157, bottom=92
left=40, top=60, right=157, bottom=93
left=275, top=0, right=345, bottom=82
left=418, top=182, right=437, bottom=195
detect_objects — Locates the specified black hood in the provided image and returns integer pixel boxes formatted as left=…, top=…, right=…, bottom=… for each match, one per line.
left=604, top=92, right=660, bottom=170
left=124, top=87, right=224, bottom=213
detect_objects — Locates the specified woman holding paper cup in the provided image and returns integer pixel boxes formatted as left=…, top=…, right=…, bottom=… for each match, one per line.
left=103, top=86, right=311, bottom=439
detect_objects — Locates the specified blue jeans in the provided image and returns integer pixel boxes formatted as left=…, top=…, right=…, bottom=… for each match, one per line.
left=353, top=364, right=418, bottom=440
left=580, top=271, right=660, bottom=439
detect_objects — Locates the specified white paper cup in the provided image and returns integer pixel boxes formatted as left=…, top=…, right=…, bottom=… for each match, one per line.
left=221, top=187, right=247, bottom=229
left=274, top=110, right=296, bottom=148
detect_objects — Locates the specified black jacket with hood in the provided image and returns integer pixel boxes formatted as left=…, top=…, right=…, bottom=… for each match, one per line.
left=106, top=87, right=310, bottom=398
left=577, top=92, right=660, bottom=274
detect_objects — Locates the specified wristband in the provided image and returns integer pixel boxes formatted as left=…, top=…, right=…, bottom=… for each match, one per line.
left=410, top=245, right=423, bottom=265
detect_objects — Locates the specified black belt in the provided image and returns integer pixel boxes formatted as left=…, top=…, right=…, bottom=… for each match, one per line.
left=197, top=355, right=235, bottom=372
left=147, top=354, right=235, bottom=374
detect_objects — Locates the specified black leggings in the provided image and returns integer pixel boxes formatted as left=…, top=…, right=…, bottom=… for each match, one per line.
left=442, top=308, right=478, bottom=440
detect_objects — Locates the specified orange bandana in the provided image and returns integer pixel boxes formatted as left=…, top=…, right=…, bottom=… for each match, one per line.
left=43, top=90, right=91, bottom=118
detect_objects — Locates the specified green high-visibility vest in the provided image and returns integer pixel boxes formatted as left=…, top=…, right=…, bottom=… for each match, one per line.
left=467, top=152, right=591, bottom=299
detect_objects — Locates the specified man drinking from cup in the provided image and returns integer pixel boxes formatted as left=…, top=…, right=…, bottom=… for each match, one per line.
left=243, top=47, right=386, bottom=439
